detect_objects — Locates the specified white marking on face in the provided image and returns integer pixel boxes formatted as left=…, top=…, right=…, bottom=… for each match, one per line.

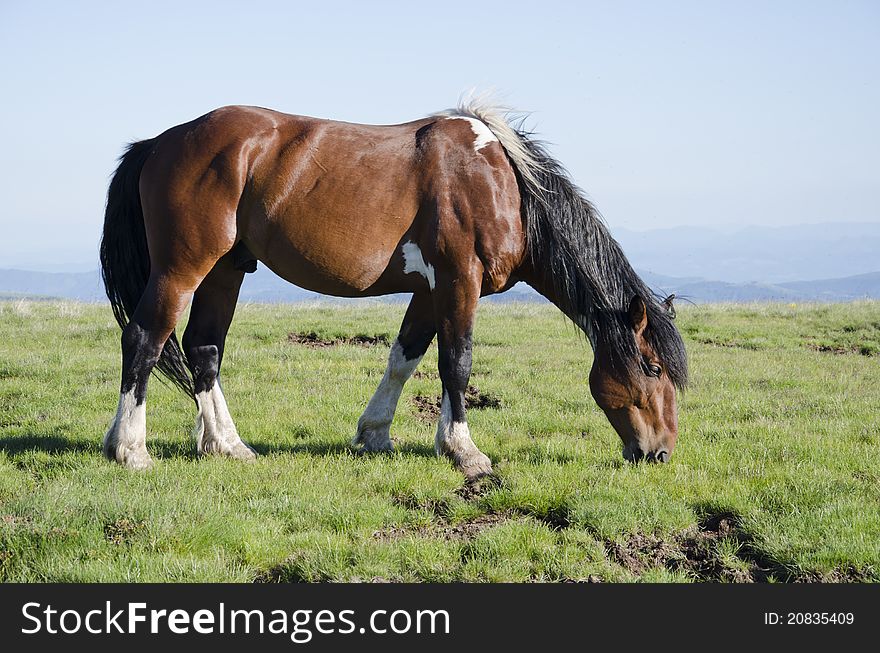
left=402, top=241, right=436, bottom=290
left=356, top=340, right=422, bottom=441
left=445, top=116, right=498, bottom=152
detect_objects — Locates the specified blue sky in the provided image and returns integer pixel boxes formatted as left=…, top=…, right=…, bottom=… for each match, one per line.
left=0, top=0, right=877, bottom=269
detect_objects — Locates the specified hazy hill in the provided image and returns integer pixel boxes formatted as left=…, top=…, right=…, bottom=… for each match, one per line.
left=0, top=269, right=103, bottom=302
left=2, top=222, right=878, bottom=304
left=2, top=265, right=878, bottom=305
left=613, top=222, right=880, bottom=284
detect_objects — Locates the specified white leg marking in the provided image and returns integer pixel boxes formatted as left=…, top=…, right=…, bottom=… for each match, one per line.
left=402, top=241, right=436, bottom=290
left=354, top=339, right=422, bottom=451
left=444, top=116, right=499, bottom=152
left=194, top=383, right=256, bottom=460
left=104, top=389, right=152, bottom=470
left=435, top=393, right=493, bottom=479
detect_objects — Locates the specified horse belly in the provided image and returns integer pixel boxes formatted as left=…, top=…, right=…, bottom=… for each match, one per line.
left=257, top=235, right=412, bottom=297
left=239, top=118, right=431, bottom=296
left=246, top=203, right=422, bottom=297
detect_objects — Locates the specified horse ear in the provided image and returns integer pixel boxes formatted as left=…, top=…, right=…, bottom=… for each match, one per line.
left=662, top=294, right=677, bottom=319
left=628, top=296, right=648, bottom=337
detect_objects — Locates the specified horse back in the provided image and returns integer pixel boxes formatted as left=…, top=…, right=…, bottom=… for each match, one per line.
left=139, top=105, right=525, bottom=297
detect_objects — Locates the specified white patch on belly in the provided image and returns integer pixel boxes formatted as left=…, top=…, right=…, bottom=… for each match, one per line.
left=445, top=116, right=498, bottom=152
left=402, top=241, right=435, bottom=290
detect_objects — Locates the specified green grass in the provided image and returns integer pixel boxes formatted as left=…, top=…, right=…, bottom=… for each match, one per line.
left=1, top=299, right=878, bottom=582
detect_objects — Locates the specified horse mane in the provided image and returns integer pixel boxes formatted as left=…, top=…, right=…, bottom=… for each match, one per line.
left=441, top=98, right=688, bottom=390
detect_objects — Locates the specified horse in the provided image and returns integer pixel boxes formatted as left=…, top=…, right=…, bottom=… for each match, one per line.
left=99, top=99, right=688, bottom=480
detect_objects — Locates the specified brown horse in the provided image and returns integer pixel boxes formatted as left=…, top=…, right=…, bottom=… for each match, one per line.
left=100, top=100, right=687, bottom=479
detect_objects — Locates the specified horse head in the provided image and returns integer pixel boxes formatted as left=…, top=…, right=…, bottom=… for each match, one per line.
left=588, top=296, right=682, bottom=463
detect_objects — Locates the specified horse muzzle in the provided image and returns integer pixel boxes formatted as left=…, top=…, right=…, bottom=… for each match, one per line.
left=623, top=444, right=670, bottom=464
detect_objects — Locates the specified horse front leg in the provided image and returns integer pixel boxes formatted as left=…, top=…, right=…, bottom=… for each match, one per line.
left=354, top=292, right=435, bottom=452
left=433, top=268, right=492, bottom=481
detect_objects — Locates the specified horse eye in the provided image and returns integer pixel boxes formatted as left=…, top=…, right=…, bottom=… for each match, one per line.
left=642, top=361, right=662, bottom=377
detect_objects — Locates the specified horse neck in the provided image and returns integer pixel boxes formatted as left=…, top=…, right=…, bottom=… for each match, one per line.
left=517, top=260, right=599, bottom=347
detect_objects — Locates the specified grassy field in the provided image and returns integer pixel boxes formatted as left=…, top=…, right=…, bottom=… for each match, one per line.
left=0, top=299, right=878, bottom=582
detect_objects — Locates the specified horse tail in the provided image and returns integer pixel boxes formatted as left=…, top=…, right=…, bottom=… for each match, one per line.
left=99, top=138, right=195, bottom=399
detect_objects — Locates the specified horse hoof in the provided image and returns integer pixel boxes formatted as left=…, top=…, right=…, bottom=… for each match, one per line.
left=119, top=449, right=154, bottom=470
left=357, top=441, right=395, bottom=454
left=353, top=426, right=394, bottom=453
left=229, top=441, right=258, bottom=461
left=200, top=438, right=257, bottom=461
left=457, top=452, right=493, bottom=481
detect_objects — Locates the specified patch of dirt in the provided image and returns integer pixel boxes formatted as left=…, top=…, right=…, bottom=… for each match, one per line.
left=797, top=565, right=878, bottom=583
left=603, top=511, right=874, bottom=583
left=104, top=518, right=145, bottom=545
left=411, top=394, right=441, bottom=421
left=411, top=370, right=438, bottom=380
left=287, top=331, right=390, bottom=348
left=411, top=385, right=503, bottom=421
left=605, top=533, right=677, bottom=576
left=808, top=343, right=876, bottom=356
left=605, top=512, right=768, bottom=583
left=455, top=474, right=503, bottom=501
left=1, top=515, right=30, bottom=528
left=347, top=334, right=391, bottom=347
left=465, top=385, right=503, bottom=409
left=694, top=337, right=763, bottom=351
left=373, top=513, right=509, bottom=543
left=605, top=513, right=755, bottom=582
left=391, top=493, right=450, bottom=518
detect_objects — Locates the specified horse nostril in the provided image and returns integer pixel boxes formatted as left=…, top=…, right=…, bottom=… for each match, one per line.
left=656, top=450, right=669, bottom=463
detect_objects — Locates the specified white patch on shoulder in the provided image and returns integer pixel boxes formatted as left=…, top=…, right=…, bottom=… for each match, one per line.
left=445, top=116, right=498, bottom=152
left=401, top=241, right=435, bottom=290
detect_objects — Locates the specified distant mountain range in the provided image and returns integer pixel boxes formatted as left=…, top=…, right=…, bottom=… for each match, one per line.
left=2, top=222, right=878, bottom=304
left=2, top=266, right=878, bottom=305
left=613, top=222, right=880, bottom=284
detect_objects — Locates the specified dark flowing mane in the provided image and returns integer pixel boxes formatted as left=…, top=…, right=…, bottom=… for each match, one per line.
left=444, top=99, right=689, bottom=389
left=515, top=134, right=688, bottom=389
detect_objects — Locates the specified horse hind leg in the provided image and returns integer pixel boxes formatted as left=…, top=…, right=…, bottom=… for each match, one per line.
left=354, top=292, right=435, bottom=452
left=104, top=274, right=194, bottom=469
left=182, top=254, right=255, bottom=460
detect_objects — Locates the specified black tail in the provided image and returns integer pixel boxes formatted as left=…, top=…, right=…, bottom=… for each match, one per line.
left=99, top=139, right=195, bottom=398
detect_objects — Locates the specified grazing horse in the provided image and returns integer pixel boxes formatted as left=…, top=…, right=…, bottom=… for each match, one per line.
left=100, top=100, right=687, bottom=479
